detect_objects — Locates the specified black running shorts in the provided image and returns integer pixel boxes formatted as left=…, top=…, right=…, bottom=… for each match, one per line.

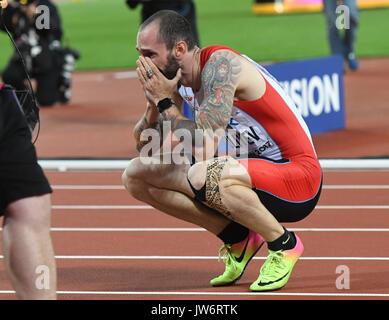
left=0, top=85, right=52, bottom=216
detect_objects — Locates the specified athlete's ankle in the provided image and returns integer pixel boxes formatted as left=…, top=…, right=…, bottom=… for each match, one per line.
left=217, top=222, right=249, bottom=245
left=267, top=227, right=296, bottom=251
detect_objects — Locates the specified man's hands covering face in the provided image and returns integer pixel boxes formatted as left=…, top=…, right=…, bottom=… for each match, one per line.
left=136, top=56, right=182, bottom=106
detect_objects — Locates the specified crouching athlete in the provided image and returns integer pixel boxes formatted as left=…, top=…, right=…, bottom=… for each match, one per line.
left=122, top=10, right=322, bottom=291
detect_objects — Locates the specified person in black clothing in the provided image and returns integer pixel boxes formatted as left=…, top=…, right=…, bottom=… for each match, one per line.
left=0, top=83, right=57, bottom=299
left=0, top=0, right=80, bottom=107
left=126, top=0, right=200, bottom=46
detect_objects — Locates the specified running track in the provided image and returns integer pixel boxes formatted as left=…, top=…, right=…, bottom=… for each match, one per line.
left=0, top=168, right=388, bottom=300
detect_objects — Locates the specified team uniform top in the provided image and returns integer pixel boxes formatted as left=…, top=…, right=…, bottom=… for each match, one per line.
left=181, top=45, right=316, bottom=162
left=179, top=45, right=322, bottom=222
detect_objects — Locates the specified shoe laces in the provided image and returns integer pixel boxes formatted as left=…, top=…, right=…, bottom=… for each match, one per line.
left=217, top=244, right=237, bottom=271
left=260, top=250, right=287, bottom=278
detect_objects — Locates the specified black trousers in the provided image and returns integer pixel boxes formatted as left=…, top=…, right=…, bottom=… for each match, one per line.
left=2, top=49, right=61, bottom=107
left=0, top=85, right=52, bottom=215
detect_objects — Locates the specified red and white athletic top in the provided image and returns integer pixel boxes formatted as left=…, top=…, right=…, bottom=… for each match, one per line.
left=179, top=45, right=318, bottom=163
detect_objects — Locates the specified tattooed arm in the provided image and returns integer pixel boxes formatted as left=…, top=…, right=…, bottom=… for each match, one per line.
left=134, top=92, right=187, bottom=153
left=196, top=50, right=241, bottom=131
left=135, top=52, right=241, bottom=159
left=195, top=50, right=241, bottom=157
left=133, top=102, right=162, bottom=152
left=159, top=50, right=242, bottom=160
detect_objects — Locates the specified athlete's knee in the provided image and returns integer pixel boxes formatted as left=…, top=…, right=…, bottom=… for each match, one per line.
left=187, top=161, right=207, bottom=191
left=122, top=174, right=145, bottom=201
left=122, top=157, right=158, bottom=200
left=187, top=157, right=230, bottom=214
left=122, top=157, right=146, bottom=182
left=122, top=158, right=142, bottom=194
left=187, top=156, right=237, bottom=190
left=122, top=171, right=134, bottom=195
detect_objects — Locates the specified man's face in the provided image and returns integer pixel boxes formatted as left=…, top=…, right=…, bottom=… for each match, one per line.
left=19, top=1, right=38, bottom=18
left=136, top=23, right=180, bottom=80
left=164, top=51, right=181, bottom=80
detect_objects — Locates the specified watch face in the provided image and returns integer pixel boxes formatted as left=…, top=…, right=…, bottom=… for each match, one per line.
left=158, top=98, right=174, bottom=112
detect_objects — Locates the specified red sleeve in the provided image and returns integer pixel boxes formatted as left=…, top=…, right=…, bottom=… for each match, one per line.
left=200, top=45, right=242, bottom=72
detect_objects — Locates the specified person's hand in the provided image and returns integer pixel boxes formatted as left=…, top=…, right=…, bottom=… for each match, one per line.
left=136, top=56, right=182, bottom=106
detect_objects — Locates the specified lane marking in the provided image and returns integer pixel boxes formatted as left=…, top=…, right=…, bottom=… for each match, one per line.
left=50, top=227, right=205, bottom=231
left=57, top=256, right=389, bottom=261
left=38, top=159, right=389, bottom=170
left=56, top=291, right=389, bottom=297
left=0, top=290, right=388, bottom=297
left=51, top=205, right=389, bottom=210
left=3, top=227, right=385, bottom=232
left=113, top=71, right=137, bottom=79
left=0, top=255, right=386, bottom=261
left=316, top=205, right=389, bottom=209
left=52, top=205, right=152, bottom=209
left=291, top=228, right=389, bottom=232
left=52, top=185, right=125, bottom=190
left=323, top=185, right=389, bottom=189
left=57, top=291, right=389, bottom=297
left=50, top=184, right=389, bottom=190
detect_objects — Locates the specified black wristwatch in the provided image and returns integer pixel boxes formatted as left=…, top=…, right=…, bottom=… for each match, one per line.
left=157, top=98, right=175, bottom=113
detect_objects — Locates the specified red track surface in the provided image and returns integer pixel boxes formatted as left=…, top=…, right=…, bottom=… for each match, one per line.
left=1, top=58, right=388, bottom=301
left=0, top=170, right=388, bottom=300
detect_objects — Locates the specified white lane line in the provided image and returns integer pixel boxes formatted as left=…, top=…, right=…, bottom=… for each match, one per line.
left=51, top=205, right=389, bottom=210
left=52, top=205, right=152, bottom=210
left=52, top=185, right=125, bottom=190
left=113, top=71, right=137, bottom=79
left=57, top=291, right=389, bottom=297
left=49, top=227, right=205, bottom=231
left=0, top=290, right=387, bottom=297
left=291, top=228, right=389, bottom=232
left=50, top=184, right=389, bottom=190
left=14, top=227, right=389, bottom=232
left=317, top=205, right=389, bottom=209
left=2, top=227, right=387, bottom=232
left=57, top=256, right=389, bottom=261
left=0, top=255, right=385, bottom=261
left=39, top=159, right=389, bottom=170
left=323, top=185, right=389, bottom=189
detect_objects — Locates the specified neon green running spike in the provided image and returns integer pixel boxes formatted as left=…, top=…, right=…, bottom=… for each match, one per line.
left=250, top=233, right=304, bottom=292
left=210, top=231, right=264, bottom=287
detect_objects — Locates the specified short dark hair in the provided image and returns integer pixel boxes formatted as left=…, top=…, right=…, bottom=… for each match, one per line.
left=140, top=10, right=196, bottom=51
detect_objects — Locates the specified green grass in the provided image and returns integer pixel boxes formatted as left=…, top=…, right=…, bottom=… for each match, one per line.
left=1, top=0, right=388, bottom=71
